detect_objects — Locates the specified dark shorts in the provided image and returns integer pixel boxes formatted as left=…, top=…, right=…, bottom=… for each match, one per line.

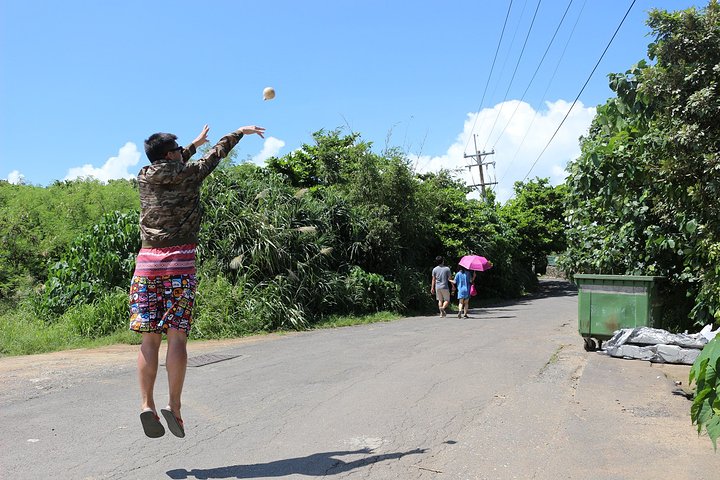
left=129, top=274, right=197, bottom=335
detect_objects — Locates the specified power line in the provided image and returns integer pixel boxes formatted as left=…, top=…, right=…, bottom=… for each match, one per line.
left=479, top=0, right=531, bottom=142
left=419, top=1, right=514, bottom=182
left=482, top=0, right=544, bottom=152
left=521, top=0, right=637, bottom=183
left=489, top=0, right=575, bottom=150
left=463, top=0, right=515, bottom=156
left=498, top=0, right=587, bottom=184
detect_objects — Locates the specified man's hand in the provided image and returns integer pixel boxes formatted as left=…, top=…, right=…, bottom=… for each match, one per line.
left=238, top=125, right=266, bottom=138
left=193, top=124, right=210, bottom=148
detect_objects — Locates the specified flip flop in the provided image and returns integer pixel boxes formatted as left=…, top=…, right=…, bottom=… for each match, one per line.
left=161, top=407, right=185, bottom=438
left=140, top=409, right=165, bottom=438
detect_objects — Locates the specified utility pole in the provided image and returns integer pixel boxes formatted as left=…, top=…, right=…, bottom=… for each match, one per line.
left=464, top=135, right=497, bottom=200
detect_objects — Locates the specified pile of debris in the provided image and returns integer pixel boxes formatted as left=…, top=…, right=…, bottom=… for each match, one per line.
left=603, top=325, right=718, bottom=365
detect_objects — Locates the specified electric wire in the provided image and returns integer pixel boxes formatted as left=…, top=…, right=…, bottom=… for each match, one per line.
left=418, top=1, right=513, bottom=177
left=481, top=0, right=544, bottom=152
left=520, top=0, right=637, bottom=183
left=472, top=0, right=529, bottom=156
left=462, top=0, right=515, bottom=156
left=497, top=0, right=587, bottom=184
left=489, top=0, right=574, bottom=150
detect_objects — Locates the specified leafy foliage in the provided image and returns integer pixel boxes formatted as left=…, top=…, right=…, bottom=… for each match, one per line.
left=190, top=129, right=557, bottom=333
left=690, top=337, right=720, bottom=450
left=562, top=1, right=720, bottom=331
left=344, top=266, right=402, bottom=314
left=561, top=0, right=720, bottom=449
left=62, top=289, right=130, bottom=338
left=2, top=128, right=568, bottom=351
left=0, top=178, right=138, bottom=299
left=418, top=171, right=541, bottom=298
left=501, top=178, right=568, bottom=275
left=36, top=210, right=140, bottom=317
left=196, top=151, right=413, bottom=331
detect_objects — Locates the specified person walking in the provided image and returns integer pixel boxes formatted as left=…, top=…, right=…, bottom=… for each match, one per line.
left=430, top=256, right=454, bottom=317
left=450, top=265, right=476, bottom=318
left=129, top=123, right=265, bottom=438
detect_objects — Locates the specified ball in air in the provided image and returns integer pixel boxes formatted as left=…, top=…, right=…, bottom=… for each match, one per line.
left=263, top=87, right=276, bottom=101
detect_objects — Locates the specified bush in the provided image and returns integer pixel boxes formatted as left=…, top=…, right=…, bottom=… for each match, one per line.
left=690, top=336, right=720, bottom=450
left=192, top=273, right=267, bottom=338
left=63, top=289, right=129, bottom=338
left=0, top=179, right=138, bottom=301
left=3, top=129, right=564, bottom=350
left=344, top=266, right=402, bottom=314
left=36, top=210, right=139, bottom=318
left=394, top=265, right=436, bottom=313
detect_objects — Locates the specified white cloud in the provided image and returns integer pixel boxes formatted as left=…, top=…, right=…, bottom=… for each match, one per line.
left=251, top=137, right=285, bottom=165
left=64, top=142, right=141, bottom=182
left=7, top=170, right=25, bottom=184
left=412, top=99, right=595, bottom=203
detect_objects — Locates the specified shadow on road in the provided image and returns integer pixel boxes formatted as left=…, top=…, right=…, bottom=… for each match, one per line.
left=469, top=279, right=577, bottom=319
left=530, top=279, right=578, bottom=299
left=166, top=448, right=427, bottom=479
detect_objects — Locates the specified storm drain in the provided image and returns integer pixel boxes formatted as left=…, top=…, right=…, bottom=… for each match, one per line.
left=186, top=354, right=241, bottom=367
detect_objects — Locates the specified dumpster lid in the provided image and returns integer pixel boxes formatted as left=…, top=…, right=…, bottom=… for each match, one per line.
left=574, top=274, right=665, bottom=281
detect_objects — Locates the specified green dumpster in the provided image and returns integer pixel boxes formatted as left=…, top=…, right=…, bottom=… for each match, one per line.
left=574, top=274, right=665, bottom=351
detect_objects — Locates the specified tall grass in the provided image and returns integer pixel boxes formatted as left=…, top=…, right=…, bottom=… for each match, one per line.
left=0, top=306, right=83, bottom=356
left=0, top=293, right=139, bottom=356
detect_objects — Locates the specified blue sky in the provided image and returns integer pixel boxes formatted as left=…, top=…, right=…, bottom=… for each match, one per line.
left=0, top=0, right=704, bottom=202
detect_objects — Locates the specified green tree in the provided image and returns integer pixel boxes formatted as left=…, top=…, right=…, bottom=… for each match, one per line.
left=417, top=171, right=533, bottom=298
left=562, top=0, right=720, bottom=449
left=501, top=178, right=567, bottom=275
left=563, top=1, right=720, bottom=328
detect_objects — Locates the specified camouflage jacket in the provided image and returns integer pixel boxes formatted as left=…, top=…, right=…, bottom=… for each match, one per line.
left=137, top=131, right=244, bottom=248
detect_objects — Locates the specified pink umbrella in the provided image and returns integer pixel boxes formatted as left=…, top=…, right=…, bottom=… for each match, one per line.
left=459, top=255, right=493, bottom=271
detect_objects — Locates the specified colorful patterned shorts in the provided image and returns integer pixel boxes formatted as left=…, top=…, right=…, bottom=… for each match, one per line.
left=129, top=274, right=197, bottom=335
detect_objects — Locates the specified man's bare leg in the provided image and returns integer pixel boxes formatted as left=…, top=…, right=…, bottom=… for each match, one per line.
left=441, top=299, right=450, bottom=316
left=165, top=328, right=188, bottom=418
left=138, top=333, right=162, bottom=412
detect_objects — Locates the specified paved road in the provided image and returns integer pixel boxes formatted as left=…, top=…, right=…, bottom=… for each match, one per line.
left=0, top=280, right=716, bottom=479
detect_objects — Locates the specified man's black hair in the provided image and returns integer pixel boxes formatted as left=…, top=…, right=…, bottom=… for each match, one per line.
left=144, top=132, right=178, bottom=162
left=435, top=256, right=444, bottom=265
